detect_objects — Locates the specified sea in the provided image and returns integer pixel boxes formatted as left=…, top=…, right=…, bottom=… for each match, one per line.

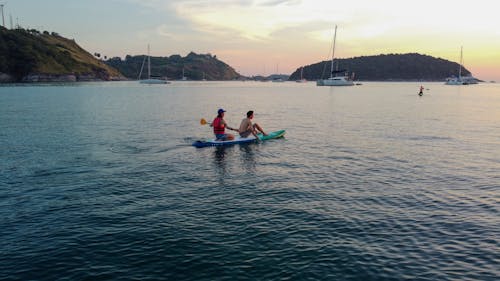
left=0, top=81, right=498, bottom=281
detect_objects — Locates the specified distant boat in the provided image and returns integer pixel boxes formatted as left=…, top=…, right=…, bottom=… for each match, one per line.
left=445, top=46, right=478, bottom=85
left=138, top=44, right=170, bottom=84
left=296, top=67, right=307, bottom=83
left=317, top=25, right=354, bottom=87
left=181, top=67, right=187, bottom=81
left=272, top=63, right=285, bottom=82
left=461, top=75, right=478, bottom=84
left=445, top=46, right=465, bottom=85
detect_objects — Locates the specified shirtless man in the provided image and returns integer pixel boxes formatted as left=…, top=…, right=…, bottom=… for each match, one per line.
left=239, top=110, right=267, bottom=139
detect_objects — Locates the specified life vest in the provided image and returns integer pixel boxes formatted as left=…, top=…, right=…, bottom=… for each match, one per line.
left=213, top=117, right=225, bottom=134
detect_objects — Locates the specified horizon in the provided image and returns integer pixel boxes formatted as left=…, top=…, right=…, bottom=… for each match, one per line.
left=3, top=0, right=499, bottom=81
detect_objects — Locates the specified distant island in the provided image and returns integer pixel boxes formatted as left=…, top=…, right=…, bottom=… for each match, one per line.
left=0, top=27, right=479, bottom=83
left=289, top=53, right=476, bottom=82
left=105, top=52, right=242, bottom=81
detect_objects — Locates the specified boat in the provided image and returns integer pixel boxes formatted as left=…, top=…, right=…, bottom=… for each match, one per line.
left=317, top=25, right=354, bottom=87
left=181, top=67, right=187, bottom=81
left=317, top=74, right=353, bottom=86
left=272, top=63, right=285, bottom=82
left=445, top=76, right=465, bottom=85
left=138, top=44, right=170, bottom=84
left=296, top=67, right=307, bottom=83
left=192, top=130, right=286, bottom=148
left=445, top=46, right=465, bottom=85
left=445, top=46, right=478, bottom=85
left=461, top=75, right=478, bottom=84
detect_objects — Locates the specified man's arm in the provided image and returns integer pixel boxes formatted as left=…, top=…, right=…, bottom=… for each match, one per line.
left=222, top=119, right=237, bottom=131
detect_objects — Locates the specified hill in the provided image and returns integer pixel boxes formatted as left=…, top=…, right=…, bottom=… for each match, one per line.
left=0, top=27, right=477, bottom=83
left=0, top=27, right=124, bottom=82
left=289, top=53, right=474, bottom=81
left=105, top=52, right=243, bottom=81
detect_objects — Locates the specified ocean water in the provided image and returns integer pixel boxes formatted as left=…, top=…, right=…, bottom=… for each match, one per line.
left=0, top=81, right=498, bottom=280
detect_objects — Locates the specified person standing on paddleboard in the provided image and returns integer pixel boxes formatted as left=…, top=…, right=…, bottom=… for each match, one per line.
left=211, top=108, right=237, bottom=141
left=239, top=110, right=267, bottom=138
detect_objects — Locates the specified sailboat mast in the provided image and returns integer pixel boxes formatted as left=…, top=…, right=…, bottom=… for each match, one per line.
left=459, top=46, right=463, bottom=79
left=147, top=44, right=151, bottom=79
left=330, top=25, right=338, bottom=78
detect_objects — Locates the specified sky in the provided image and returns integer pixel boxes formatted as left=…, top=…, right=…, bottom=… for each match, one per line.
left=3, top=0, right=500, bottom=81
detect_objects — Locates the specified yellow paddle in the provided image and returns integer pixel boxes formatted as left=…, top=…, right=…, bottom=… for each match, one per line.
left=200, top=118, right=211, bottom=125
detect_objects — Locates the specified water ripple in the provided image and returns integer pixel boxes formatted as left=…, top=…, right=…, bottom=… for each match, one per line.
left=2, top=82, right=499, bottom=280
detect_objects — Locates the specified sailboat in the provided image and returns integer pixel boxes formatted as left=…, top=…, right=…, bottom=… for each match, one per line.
left=272, top=63, right=284, bottom=82
left=138, top=44, right=170, bottom=84
left=181, top=67, right=187, bottom=81
left=445, top=46, right=477, bottom=85
left=445, top=46, right=466, bottom=85
left=316, top=25, right=354, bottom=86
left=296, top=67, right=307, bottom=83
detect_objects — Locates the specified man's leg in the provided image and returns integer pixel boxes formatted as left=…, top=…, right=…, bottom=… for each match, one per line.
left=253, top=123, right=267, bottom=136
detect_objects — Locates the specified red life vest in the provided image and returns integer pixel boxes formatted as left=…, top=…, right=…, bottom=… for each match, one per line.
left=213, top=117, right=225, bottom=134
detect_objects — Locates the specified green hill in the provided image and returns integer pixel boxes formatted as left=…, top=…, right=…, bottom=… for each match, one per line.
left=105, top=52, right=243, bottom=80
left=289, top=53, right=474, bottom=81
left=0, top=27, right=124, bottom=82
left=0, top=27, right=477, bottom=83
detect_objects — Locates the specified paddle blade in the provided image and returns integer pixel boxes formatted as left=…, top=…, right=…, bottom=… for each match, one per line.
left=200, top=118, right=207, bottom=125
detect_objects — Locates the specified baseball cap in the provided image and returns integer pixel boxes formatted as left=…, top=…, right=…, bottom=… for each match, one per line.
left=217, top=108, right=226, bottom=114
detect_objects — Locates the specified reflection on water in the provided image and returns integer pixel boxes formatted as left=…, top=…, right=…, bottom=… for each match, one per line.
left=213, top=146, right=228, bottom=183
left=2, top=81, right=499, bottom=281
left=239, top=144, right=256, bottom=174
left=212, top=144, right=258, bottom=183
left=214, top=146, right=226, bottom=164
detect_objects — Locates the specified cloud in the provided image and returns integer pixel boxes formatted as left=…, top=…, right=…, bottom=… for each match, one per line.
left=125, top=0, right=500, bottom=78
left=257, top=0, right=302, bottom=6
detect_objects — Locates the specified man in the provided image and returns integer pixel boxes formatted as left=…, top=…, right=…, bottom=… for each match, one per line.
left=239, top=110, right=267, bottom=139
left=211, top=108, right=237, bottom=141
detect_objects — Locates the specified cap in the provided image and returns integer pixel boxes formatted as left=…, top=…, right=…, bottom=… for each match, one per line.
left=217, top=108, right=226, bottom=114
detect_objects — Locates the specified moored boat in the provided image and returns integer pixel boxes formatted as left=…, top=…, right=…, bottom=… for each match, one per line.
left=138, top=44, right=170, bottom=84
left=317, top=25, right=354, bottom=87
left=445, top=46, right=477, bottom=85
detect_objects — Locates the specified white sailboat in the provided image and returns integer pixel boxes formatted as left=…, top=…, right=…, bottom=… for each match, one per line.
left=139, top=44, right=170, bottom=84
left=445, top=46, right=478, bottom=85
left=181, top=67, right=187, bottom=81
left=272, top=63, right=284, bottom=82
left=317, top=25, right=354, bottom=86
left=445, top=46, right=466, bottom=85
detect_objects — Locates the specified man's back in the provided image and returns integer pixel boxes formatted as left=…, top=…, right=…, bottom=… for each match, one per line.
left=239, top=117, right=252, bottom=133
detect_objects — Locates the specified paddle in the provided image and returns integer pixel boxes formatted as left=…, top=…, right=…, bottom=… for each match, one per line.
left=200, top=118, right=211, bottom=126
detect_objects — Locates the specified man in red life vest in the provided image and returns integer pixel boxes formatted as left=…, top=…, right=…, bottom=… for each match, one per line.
left=211, top=108, right=237, bottom=141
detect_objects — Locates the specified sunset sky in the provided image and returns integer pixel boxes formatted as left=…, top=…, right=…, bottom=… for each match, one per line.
left=5, top=0, right=500, bottom=81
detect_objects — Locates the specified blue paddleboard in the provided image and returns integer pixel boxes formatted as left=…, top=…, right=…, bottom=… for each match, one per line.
left=192, top=130, right=285, bottom=148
